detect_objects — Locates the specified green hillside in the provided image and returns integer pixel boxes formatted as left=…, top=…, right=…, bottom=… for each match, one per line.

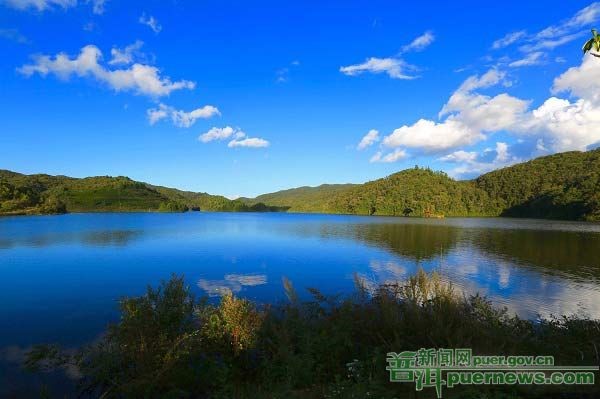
left=242, top=184, right=356, bottom=213
left=3, top=148, right=599, bottom=220
left=241, top=169, right=497, bottom=217
left=327, top=168, right=497, bottom=217
left=475, top=149, right=600, bottom=221
left=0, top=171, right=280, bottom=216
left=244, top=148, right=600, bottom=221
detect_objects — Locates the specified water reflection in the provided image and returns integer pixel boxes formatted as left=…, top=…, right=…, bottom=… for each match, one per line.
left=198, top=274, right=268, bottom=297
left=0, top=229, right=143, bottom=249
left=319, top=220, right=600, bottom=282
left=342, top=223, right=461, bottom=261
left=468, top=228, right=600, bottom=280
left=2, top=212, right=600, bottom=320
left=3, top=212, right=600, bottom=397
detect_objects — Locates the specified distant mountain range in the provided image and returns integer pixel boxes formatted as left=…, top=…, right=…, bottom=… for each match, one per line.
left=2, top=148, right=599, bottom=221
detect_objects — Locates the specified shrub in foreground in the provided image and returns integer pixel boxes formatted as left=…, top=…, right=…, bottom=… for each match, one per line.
left=26, top=271, right=600, bottom=398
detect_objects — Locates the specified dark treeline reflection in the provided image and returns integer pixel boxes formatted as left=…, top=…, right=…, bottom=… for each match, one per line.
left=311, top=221, right=600, bottom=281
left=0, top=229, right=143, bottom=249
left=342, top=222, right=461, bottom=261
left=469, top=228, right=600, bottom=279
left=81, top=230, right=143, bottom=247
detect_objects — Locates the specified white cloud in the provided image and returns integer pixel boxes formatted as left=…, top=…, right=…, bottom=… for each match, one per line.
left=2, top=0, right=105, bottom=13
left=370, top=148, right=407, bottom=163
left=88, top=0, right=104, bottom=14
left=509, top=51, right=545, bottom=67
left=376, top=68, right=528, bottom=157
left=357, top=129, right=379, bottom=150
left=491, top=4, right=600, bottom=55
left=439, top=69, right=529, bottom=134
left=275, top=60, right=300, bottom=83
left=1, top=0, right=76, bottom=11
left=520, top=97, right=600, bottom=152
left=109, top=40, right=144, bottom=65
left=139, top=13, right=162, bottom=34
left=18, top=44, right=195, bottom=97
left=378, top=55, right=600, bottom=158
left=453, top=68, right=505, bottom=92
left=148, top=103, right=220, bottom=127
left=171, top=106, right=220, bottom=127
left=509, top=56, right=600, bottom=152
left=492, top=30, right=527, bottom=49
left=382, top=119, right=481, bottom=152
left=83, top=21, right=96, bottom=32
left=275, top=68, right=289, bottom=83
left=503, top=56, right=600, bottom=152
left=552, top=55, right=600, bottom=103
left=199, top=126, right=237, bottom=142
left=495, top=141, right=509, bottom=162
left=535, top=2, right=600, bottom=40
left=438, top=150, right=478, bottom=163
left=364, top=7, right=600, bottom=166
left=0, top=28, right=29, bottom=44
left=441, top=142, right=519, bottom=178
left=200, top=127, right=268, bottom=148
left=340, top=57, right=416, bottom=79
left=228, top=137, right=270, bottom=148
left=340, top=31, right=435, bottom=80
left=442, top=91, right=529, bottom=133
left=519, top=32, right=584, bottom=52
left=536, top=138, right=549, bottom=152
left=147, top=103, right=170, bottom=125
left=569, top=1, right=600, bottom=25
left=402, top=31, right=435, bottom=52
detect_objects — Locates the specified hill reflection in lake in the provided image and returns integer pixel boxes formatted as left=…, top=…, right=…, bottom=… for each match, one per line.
left=1, top=212, right=600, bottom=349
left=2, top=212, right=600, bottom=394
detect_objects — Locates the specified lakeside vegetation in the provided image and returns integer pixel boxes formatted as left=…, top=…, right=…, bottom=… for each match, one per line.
left=25, top=271, right=600, bottom=398
left=2, top=148, right=599, bottom=220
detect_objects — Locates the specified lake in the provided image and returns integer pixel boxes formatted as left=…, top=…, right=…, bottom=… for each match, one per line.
left=1, top=212, right=600, bottom=394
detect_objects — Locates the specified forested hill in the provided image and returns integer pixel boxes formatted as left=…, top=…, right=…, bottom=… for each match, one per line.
left=0, top=171, right=281, bottom=216
left=475, top=149, right=600, bottom=221
left=240, top=184, right=357, bottom=213
left=2, top=148, right=599, bottom=220
left=244, top=148, right=600, bottom=221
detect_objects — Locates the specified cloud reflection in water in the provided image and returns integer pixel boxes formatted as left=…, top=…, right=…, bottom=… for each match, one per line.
left=197, top=274, right=267, bottom=297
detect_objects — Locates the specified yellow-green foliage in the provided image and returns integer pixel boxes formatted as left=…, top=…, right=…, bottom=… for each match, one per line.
left=214, top=293, right=263, bottom=353
left=393, top=268, right=456, bottom=305
left=25, top=272, right=600, bottom=398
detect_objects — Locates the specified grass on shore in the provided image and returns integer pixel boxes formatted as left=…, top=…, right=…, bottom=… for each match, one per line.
left=25, top=270, right=600, bottom=398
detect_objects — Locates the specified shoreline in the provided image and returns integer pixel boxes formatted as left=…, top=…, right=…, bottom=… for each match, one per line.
left=2, top=208, right=599, bottom=223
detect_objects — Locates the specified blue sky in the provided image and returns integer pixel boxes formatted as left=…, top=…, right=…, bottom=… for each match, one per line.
left=1, top=0, right=600, bottom=198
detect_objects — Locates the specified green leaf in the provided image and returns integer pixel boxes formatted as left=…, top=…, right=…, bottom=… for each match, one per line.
left=583, top=39, right=593, bottom=53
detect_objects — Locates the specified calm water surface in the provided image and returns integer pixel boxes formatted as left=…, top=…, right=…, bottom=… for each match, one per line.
left=1, top=212, right=600, bottom=394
